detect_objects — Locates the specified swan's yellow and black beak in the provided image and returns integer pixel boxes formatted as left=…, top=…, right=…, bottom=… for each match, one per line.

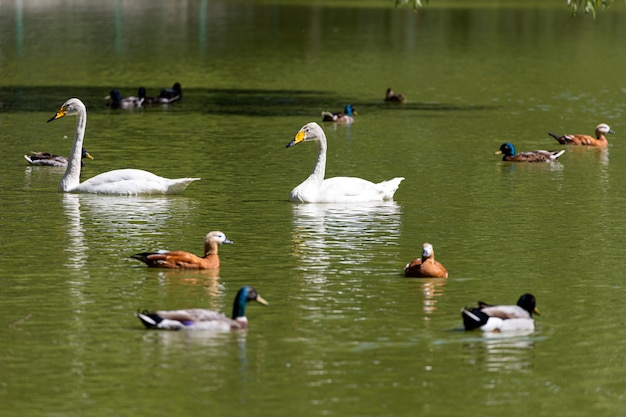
left=286, top=129, right=306, bottom=148
left=47, top=106, right=67, bottom=123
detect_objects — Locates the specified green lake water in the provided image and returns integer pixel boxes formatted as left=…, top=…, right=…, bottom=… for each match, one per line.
left=2, top=0, right=626, bottom=416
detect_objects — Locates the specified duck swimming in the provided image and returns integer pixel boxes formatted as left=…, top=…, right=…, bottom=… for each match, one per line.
left=286, top=122, right=404, bottom=203
left=495, top=143, right=565, bottom=162
left=461, top=293, right=540, bottom=332
left=131, top=231, right=233, bottom=269
left=24, top=148, right=93, bottom=167
left=48, top=98, right=200, bottom=195
left=106, top=90, right=143, bottom=109
left=384, top=88, right=406, bottom=103
left=321, top=104, right=356, bottom=124
left=404, top=243, right=448, bottom=278
left=158, top=82, right=182, bottom=103
left=136, top=286, right=268, bottom=330
left=548, top=123, right=615, bottom=148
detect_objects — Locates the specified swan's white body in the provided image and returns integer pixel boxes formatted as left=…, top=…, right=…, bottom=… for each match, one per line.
left=49, top=98, right=200, bottom=195
left=286, top=122, right=404, bottom=203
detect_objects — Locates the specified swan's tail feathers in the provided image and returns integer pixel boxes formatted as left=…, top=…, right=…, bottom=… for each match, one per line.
left=378, top=177, right=405, bottom=200
left=166, top=177, right=201, bottom=195
left=136, top=310, right=163, bottom=329
left=461, top=307, right=489, bottom=330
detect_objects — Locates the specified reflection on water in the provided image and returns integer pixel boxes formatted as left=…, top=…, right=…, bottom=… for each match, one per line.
left=462, top=331, right=535, bottom=374
left=155, top=269, right=223, bottom=305
left=290, top=202, right=402, bottom=279
left=414, top=278, right=447, bottom=317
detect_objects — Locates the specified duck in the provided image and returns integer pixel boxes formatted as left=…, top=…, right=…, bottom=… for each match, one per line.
left=404, top=243, right=448, bottom=278
left=285, top=122, right=404, bottom=203
left=24, top=148, right=94, bottom=167
left=136, top=286, right=268, bottom=330
left=137, top=86, right=178, bottom=105
left=131, top=231, right=233, bottom=269
left=384, top=88, right=406, bottom=103
left=495, top=143, right=565, bottom=162
left=321, top=104, right=356, bottom=124
left=158, top=82, right=182, bottom=103
left=47, top=98, right=200, bottom=195
left=105, top=90, right=143, bottom=109
left=461, top=293, right=540, bottom=332
left=548, top=123, right=615, bottom=148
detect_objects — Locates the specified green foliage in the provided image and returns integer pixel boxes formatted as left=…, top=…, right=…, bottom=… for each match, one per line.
left=395, top=0, right=613, bottom=17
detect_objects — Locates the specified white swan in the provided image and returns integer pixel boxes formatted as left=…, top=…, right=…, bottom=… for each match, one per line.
left=285, top=122, right=404, bottom=203
left=48, top=98, right=200, bottom=195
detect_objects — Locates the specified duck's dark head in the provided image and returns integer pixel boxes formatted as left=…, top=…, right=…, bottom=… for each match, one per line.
left=232, top=286, right=269, bottom=319
left=496, top=142, right=516, bottom=157
left=345, top=104, right=355, bottom=116
left=517, top=293, right=540, bottom=316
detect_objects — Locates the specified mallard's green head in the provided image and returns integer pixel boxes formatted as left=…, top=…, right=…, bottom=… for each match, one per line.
left=496, top=142, right=516, bottom=157
left=517, top=293, right=540, bottom=316
left=231, top=286, right=269, bottom=319
left=344, top=104, right=356, bottom=117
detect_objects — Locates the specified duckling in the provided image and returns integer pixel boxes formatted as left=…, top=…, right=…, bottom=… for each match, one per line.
left=106, top=90, right=143, bottom=109
left=384, top=88, right=406, bottom=103
left=321, top=104, right=356, bottom=124
left=461, top=293, right=540, bottom=332
left=136, top=286, right=268, bottom=330
left=158, top=82, right=182, bottom=103
left=24, top=148, right=94, bottom=167
left=495, top=143, right=565, bottom=162
left=548, top=123, right=615, bottom=148
left=131, top=231, right=232, bottom=269
left=404, top=243, right=448, bottom=278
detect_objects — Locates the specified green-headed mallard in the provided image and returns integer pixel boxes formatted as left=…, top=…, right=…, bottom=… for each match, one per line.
left=321, top=104, right=356, bottom=124
left=158, top=82, right=182, bottom=103
left=47, top=98, right=200, bottom=194
left=136, top=286, right=268, bottom=330
left=404, top=243, right=448, bottom=278
left=461, top=293, right=540, bottom=332
left=24, top=148, right=93, bottom=167
left=131, top=231, right=233, bottom=269
left=106, top=90, right=143, bottom=109
left=548, top=123, right=615, bottom=148
left=496, top=143, right=565, bottom=162
left=286, top=122, right=404, bottom=203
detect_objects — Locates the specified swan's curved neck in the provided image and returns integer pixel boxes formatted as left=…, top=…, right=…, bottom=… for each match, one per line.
left=308, top=134, right=327, bottom=184
left=59, top=107, right=86, bottom=192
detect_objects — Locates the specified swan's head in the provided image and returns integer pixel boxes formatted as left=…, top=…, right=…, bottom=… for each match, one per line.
left=205, top=231, right=234, bottom=246
left=422, top=243, right=434, bottom=259
left=596, top=123, right=615, bottom=135
left=286, top=122, right=324, bottom=148
left=47, top=98, right=86, bottom=123
left=495, top=142, right=515, bottom=157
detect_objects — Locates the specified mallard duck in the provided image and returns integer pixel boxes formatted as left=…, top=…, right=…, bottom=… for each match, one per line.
left=136, top=286, right=268, bottom=331
left=461, top=293, right=540, bottom=332
left=321, top=104, right=356, bottom=124
left=105, top=90, right=143, bottom=109
left=384, top=88, right=406, bottom=103
left=131, top=231, right=233, bottom=269
left=138, top=87, right=179, bottom=105
left=47, top=98, right=200, bottom=194
left=495, top=143, right=565, bottom=162
left=404, top=243, right=448, bottom=278
left=158, top=82, right=182, bottom=103
left=286, top=122, right=404, bottom=203
left=24, top=148, right=93, bottom=167
left=548, top=123, right=615, bottom=148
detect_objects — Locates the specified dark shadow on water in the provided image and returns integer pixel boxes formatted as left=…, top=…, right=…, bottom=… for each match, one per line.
left=0, top=85, right=494, bottom=117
